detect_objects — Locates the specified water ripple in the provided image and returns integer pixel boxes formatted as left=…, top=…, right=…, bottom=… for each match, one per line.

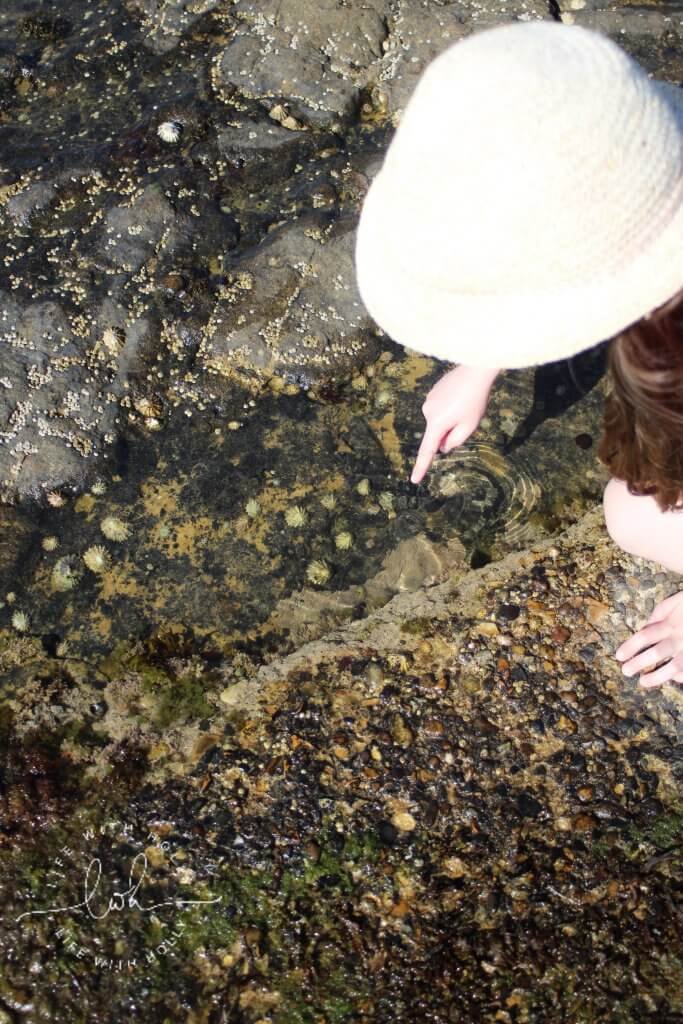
left=426, top=440, right=542, bottom=546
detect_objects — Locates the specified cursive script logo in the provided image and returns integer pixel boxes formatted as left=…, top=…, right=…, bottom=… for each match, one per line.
left=15, top=852, right=221, bottom=922
left=9, top=819, right=223, bottom=970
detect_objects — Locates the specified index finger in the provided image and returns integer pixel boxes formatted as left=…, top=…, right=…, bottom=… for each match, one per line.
left=410, top=424, right=443, bottom=484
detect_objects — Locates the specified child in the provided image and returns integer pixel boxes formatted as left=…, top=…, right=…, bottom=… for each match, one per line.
left=354, top=21, right=683, bottom=689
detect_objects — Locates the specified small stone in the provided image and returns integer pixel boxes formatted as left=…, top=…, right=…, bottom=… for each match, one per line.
left=144, top=844, right=166, bottom=868
left=392, top=811, right=416, bottom=833
left=378, top=820, right=398, bottom=845
left=584, top=598, right=611, bottom=626
left=516, top=792, right=542, bottom=818
left=573, top=813, right=597, bottom=831
left=475, top=621, right=499, bottom=637
left=422, top=717, right=444, bottom=738
left=390, top=714, right=413, bottom=747
left=552, top=625, right=571, bottom=643
left=304, top=840, right=321, bottom=862
left=497, top=603, right=520, bottom=622
left=441, top=856, right=467, bottom=878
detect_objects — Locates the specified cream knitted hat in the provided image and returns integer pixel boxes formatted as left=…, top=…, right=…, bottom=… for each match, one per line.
left=354, top=21, right=683, bottom=369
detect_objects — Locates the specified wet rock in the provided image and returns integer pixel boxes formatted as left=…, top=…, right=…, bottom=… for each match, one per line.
left=496, top=602, right=521, bottom=621
left=215, top=120, right=319, bottom=186
left=217, top=0, right=389, bottom=129
left=127, top=0, right=223, bottom=53
left=377, top=819, right=397, bottom=844
left=515, top=791, right=543, bottom=818
left=363, top=532, right=467, bottom=607
left=0, top=288, right=151, bottom=501
left=216, top=1, right=551, bottom=130
left=198, top=213, right=378, bottom=382
left=391, top=810, right=416, bottom=832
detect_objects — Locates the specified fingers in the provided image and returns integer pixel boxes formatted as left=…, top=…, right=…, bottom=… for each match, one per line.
left=619, top=635, right=673, bottom=678
left=638, top=659, right=683, bottom=689
left=646, top=590, right=683, bottom=624
left=615, top=620, right=671, bottom=663
left=440, top=423, right=469, bottom=453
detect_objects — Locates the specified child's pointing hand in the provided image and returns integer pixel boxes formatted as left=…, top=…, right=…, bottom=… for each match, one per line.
left=410, top=364, right=500, bottom=485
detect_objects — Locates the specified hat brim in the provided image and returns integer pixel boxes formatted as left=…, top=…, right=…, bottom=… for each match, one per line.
left=354, top=78, right=683, bottom=369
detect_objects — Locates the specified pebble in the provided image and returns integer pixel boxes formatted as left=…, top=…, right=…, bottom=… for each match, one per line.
left=390, top=715, right=413, bottom=747
left=392, top=811, right=417, bottom=833
left=475, top=621, right=499, bottom=637
left=552, top=625, right=571, bottom=644
left=421, top=717, right=444, bottom=738
left=378, top=820, right=398, bottom=844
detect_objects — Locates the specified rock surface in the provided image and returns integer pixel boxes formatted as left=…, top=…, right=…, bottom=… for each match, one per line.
left=1, top=500, right=682, bottom=1021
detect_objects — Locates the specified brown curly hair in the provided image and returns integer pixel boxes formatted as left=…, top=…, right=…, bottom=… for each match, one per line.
left=597, top=285, right=683, bottom=514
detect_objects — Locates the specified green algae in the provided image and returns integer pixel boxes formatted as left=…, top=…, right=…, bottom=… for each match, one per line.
left=148, top=674, right=215, bottom=729
left=628, top=810, right=683, bottom=856
left=399, top=616, right=434, bottom=636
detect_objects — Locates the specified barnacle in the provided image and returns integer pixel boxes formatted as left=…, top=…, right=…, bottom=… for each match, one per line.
left=334, top=531, right=353, bottom=550
left=11, top=611, right=29, bottom=632
left=245, top=499, right=261, bottom=518
left=320, top=493, right=337, bottom=510
left=285, top=505, right=307, bottom=528
left=42, top=536, right=59, bottom=551
left=46, top=490, right=65, bottom=508
left=100, top=516, right=129, bottom=541
left=101, top=328, right=124, bottom=356
left=306, top=559, right=330, bottom=586
left=83, top=545, right=111, bottom=574
left=51, top=557, right=80, bottom=592
left=157, top=120, right=182, bottom=143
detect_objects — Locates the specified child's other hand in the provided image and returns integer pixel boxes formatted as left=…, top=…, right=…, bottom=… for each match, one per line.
left=410, top=365, right=495, bottom=485
left=615, top=589, right=683, bottom=687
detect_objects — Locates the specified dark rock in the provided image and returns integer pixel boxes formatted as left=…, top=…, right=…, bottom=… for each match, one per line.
left=515, top=791, right=543, bottom=818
